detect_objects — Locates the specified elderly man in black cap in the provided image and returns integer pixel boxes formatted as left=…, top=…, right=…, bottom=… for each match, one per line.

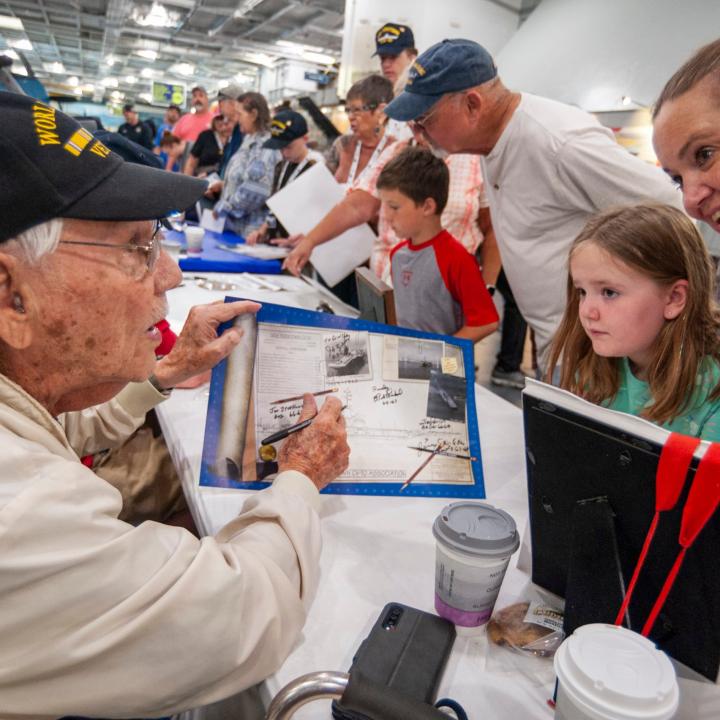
left=385, top=39, right=682, bottom=372
left=0, top=92, right=349, bottom=718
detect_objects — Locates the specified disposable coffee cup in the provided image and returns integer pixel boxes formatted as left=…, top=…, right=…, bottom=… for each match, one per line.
left=554, top=624, right=679, bottom=720
left=432, top=501, right=519, bottom=627
left=184, top=225, right=205, bottom=254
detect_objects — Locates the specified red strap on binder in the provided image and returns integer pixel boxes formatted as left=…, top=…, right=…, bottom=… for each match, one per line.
left=614, top=433, right=700, bottom=626
left=641, top=441, right=720, bottom=636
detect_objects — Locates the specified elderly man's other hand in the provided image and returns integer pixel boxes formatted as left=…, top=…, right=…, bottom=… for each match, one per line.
left=282, top=235, right=312, bottom=276
left=153, top=300, right=261, bottom=389
left=278, top=394, right=349, bottom=490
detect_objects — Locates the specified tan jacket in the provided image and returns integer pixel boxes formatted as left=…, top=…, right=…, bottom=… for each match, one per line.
left=0, top=374, right=321, bottom=719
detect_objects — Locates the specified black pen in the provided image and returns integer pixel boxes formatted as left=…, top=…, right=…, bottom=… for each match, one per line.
left=260, top=405, right=346, bottom=446
left=261, top=414, right=317, bottom=446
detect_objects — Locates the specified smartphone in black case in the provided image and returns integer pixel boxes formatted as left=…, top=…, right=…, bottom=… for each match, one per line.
left=331, top=602, right=456, bottom=720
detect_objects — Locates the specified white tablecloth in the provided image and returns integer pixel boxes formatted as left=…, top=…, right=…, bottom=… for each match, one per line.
left=159, top=278, right=719, bottom=720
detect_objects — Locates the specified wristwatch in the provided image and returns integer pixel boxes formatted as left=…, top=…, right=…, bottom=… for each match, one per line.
left=148, top=373, right=173, bottom=397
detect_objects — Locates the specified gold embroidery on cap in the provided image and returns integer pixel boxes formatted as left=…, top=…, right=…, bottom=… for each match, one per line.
left=377, top=25, right=401, bottom=44
left=63, top=128, right=93, bottom=157
left=271, top=119, right=287, bottom=137
left=412, top=61, right=426, bottom=77
left=89, top=140, right=111, bottom=158
left=32, top=103, right=61, bottom=146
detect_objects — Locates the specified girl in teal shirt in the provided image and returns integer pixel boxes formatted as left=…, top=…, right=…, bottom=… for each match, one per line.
left=547, top=203, right=720, bottom=441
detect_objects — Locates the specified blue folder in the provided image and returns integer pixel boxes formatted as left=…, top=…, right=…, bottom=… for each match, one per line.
left=167, top=228, right=282, bottom=274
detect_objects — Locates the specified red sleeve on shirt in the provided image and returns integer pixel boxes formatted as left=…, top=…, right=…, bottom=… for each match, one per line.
left=433, top=231, right=499, bottom=327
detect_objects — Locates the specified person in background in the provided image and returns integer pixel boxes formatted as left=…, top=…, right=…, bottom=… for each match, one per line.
left=184, top=114, right=231, bottom=177
left=153, top=104, right=182, bottom=170
left=373, top=21, right=417, bottom=141
left=652, top=38, right=720, bottom=302
left=211, top=92, right=280, bottom=237
left=118, top=103, right=153, bottom=150
left=214, top=84, right=246, bottom=179
left=331, top=75, right=396, bottom=188
left=384, top=38, right=682, bottom=373
left=379, top=146, right=498, bottom=342
left=153, top=104, right=181, bottom=148
left=547, top=204, right=720, bottom=440
left=0, top=92, right=349, bottom=717
left=172, top=85, right=213, bottom=144
left=246, top=109, right=324, bottom=245
left=158, top=131, right=183, bottom=172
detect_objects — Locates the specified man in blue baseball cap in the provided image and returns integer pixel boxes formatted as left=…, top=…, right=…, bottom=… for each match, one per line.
left=0, top=91, right=349, bottom=717
left=385, top=38, right=683, bottom=372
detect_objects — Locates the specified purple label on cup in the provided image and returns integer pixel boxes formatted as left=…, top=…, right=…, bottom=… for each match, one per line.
left=435, top=594, right=493, bottom=626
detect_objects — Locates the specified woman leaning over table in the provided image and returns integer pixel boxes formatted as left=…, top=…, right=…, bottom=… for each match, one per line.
left=211, top=92, right=280, bottom=238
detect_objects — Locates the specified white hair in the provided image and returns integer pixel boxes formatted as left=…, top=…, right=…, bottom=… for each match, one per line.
left=6, top=219, right=63, bottom=263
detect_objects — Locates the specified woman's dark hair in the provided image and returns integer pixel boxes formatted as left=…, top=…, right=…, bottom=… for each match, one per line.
left=238, top=91, right=271, bottom=132
left=346, top=74, right=394, bottom=108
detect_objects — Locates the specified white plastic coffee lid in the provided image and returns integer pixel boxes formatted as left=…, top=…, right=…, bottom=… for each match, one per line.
left=432, top=501, right=519, bottom=557
left=554, top=624, right=679, bottom=720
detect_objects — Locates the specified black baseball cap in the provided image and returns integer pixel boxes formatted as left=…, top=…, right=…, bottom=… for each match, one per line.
left=373, top=23, right=415, bottom=57
left=384, top=39, right=497, bottom=121
left=0, top=92, right=207, bottom=243
left=264, top=110, right=308, bottom=149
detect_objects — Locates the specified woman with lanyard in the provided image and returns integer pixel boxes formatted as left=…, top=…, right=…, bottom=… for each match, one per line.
left=330, top=75, right=397, bottom=189
left=211, top=92, right=279, bottom=238
left=246, top=109, right=325, bottom=245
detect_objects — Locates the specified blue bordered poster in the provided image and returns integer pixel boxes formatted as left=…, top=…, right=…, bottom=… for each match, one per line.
left=199, top=299, right=485, bottom=498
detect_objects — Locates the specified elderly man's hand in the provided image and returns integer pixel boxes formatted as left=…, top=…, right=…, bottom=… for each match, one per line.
left=153, top=300, right=261, bottom=389
left=282, top=235, right=313, bottom=276
left=278, top=394, right=349, bottom=490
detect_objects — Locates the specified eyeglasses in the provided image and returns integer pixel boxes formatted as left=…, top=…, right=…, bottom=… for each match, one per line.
left=344, top=103, right=379, bottom=116
left=410, top=92, right=464, bottom=132
left=58, top=220, right=165, bottom=280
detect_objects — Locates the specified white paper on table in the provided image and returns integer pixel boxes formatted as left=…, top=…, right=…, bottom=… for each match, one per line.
left=266, top=163, right=375, bottom=287
left=200, top=207, right=226, bottom=233
left=217, top=243, right=290, bottom=261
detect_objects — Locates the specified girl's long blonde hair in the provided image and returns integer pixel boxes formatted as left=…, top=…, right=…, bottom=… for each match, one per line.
left=546, top=204, right=720, bottom=424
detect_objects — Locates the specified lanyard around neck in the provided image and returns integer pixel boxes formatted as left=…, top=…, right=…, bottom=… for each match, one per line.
left=348, top=133, right=389, bottom=185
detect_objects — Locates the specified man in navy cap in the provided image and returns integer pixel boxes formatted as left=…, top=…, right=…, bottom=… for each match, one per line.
left=0, top=92, right=348, bottom=717
left=385, top=39, right=682, bottom=371
left=373, top=22, right=417, bottom=87
left=246, top=109, right=324, bottom=244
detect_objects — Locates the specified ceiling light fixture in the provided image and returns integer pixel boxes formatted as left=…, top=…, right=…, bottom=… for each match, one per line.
left=140, top=67, right=154, bottom=78
left=170, top=62, right=194, bottom=77
left=44, top=61, right=66, bottom=74
left=135, top=49, right=158, bottom=61
left=125, top=75, right=138, bottom=84
left=101, top=77, right=118, bottom=88
left=276, top=39, right=324, bottom=53
left=0, top=14, right=24, bottom=31
left=8, top=38, right=33, bottom=51
left=104, top=55, right=116, bottom=66
left=67, top=75, right=79, bottom=86
left=131, top=3, right=180, bottom=29
left=110, top=90, right=124, bottom=101
left=301, top=51, right=336, bottom=65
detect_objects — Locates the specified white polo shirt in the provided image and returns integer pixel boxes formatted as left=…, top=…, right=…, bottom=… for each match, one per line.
left=481, top=93, right=682, bottom=369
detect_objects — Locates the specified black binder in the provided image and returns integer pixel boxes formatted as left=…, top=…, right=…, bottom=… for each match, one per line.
left=523, top=380, right=720, bottom=681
